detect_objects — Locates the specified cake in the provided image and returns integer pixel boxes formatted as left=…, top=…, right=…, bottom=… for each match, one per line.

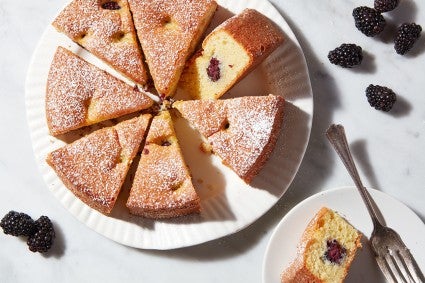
left=281, top=207, right=362, bottom=283
left=46, top=47, right=153, bottom=136
left=52, top=0, right=148, bottom=85
left=173, top=94, right=285, bottom=183
left=46, top=114, right=152, bottom=215
left=128, top=0, right=217, bottom=97
left=178, top=9, right=284, bottom=100
left=126, top=111, right=200, bottom=218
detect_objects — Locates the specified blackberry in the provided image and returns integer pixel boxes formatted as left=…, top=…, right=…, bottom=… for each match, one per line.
left=101, top=1, right=121, bottom=10
left=394, top=23, right=422, bottom=55
left=0, top=211, right=36, bottom=237
left=323, top=239, right=346, bottom=264
left=366, top=84, right=396, bottom=112
left=328, top=44, right=363, bottom=68
left=27, top=216, right=55, bottom=253
left=207, top=57, right=221, bottom=82
left=353, top=6, right=386, bottom=37
left=374, top=0, right=399, bottom=13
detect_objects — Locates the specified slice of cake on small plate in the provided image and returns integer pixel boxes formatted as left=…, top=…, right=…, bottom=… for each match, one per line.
left=46, top=114, right=152, bottom=215
left=128, top=0, right=217, bottom=97
left=173, top=94, right=285, bottom=183
left=126, top=110, right=200, bottom=218
left=281, top=207, right=362, bottom=283
left=52, top=0, right=148, bottom=85
left=178, top=9, right=284, bottom=100
left=46, top=47, right=153, bottom=136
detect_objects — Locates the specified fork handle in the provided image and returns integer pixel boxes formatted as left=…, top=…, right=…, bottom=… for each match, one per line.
left=326, top=124, right=382, bottom=228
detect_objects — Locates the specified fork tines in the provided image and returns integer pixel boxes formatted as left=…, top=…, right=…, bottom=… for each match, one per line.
left=377, top=246, right=424, bottom=283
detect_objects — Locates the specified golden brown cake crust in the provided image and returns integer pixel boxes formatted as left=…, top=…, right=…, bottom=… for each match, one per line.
left=46, top=114, right=152, bottom=215
left=46, top=47, right=153, bottom=136
left=126, top=111, right=200, bottom=218
left=128, top=0, right=217, bottom=96
left=281, top=207, right=362, bottom=283
left=173, top=99, right=227, bottom=137
left=173, top=95, right=285, bottom=183
left=281, top=208, right=332, bottom=283
left=178, top=8, right=285, bottom=100
left=52, top=0, right=148, bottom=85
left=206, top=8, right=284, bottom=62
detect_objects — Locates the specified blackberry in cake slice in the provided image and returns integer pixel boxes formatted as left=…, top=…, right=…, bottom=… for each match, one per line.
left=178, top=9, right=284, bottom=100
left=281, top=207, right=362, bottom=283
left=128, top=0, right=217, bottom=97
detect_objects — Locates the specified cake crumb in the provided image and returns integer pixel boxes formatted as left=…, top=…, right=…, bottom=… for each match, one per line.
left=199, top=142, right=212, bottom=154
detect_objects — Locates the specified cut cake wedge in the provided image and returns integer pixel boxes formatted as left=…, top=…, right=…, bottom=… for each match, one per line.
left=52, top=0, right=148, bottom=85
left=128, top=0, right=217, bottom=97
left=281, top=207, right=362, bottom=283
left=46, top=47, right=153, bottom=136
left=173, top=94, right=285, bottom=183
left=178, top=9, right=284, bottom=100
left=46, top=114, right=152, bottom=215
left=126, top=110, right=200, bottom=218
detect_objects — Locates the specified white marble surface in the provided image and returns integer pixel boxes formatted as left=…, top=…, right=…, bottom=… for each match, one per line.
left=0, top=0, right=424, bottom=282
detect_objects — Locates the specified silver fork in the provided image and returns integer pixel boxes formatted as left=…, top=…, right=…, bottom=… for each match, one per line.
left=326, top=124, right=425, bottom=283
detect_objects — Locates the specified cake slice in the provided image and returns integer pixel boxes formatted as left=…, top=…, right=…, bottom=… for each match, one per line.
left=178, top=9, right=284, bottom=100
left=173, top=94, right=285, bottom=183
left=52, top=0, right=148, bottom=85
left=46, top=114, right=152, bottom=215
left=46, top=47, right=153, bottom=136
left=128, top=0, right=217, bottom=97
left=126, top=111, right=200, bottom=218
left=281, top=207, right=362, bottom=283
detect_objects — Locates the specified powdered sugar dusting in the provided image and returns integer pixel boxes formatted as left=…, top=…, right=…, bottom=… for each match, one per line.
left=52, top=0, right=148, bottom=84
left=173, top=99, right=226, bottom=137
left=48, top=128, right=122, bottom=212
left=127, top=111, right=200, bottom=217
left=26, top=0, right=313, bottom=248
left=128, top=0, right=217, bottom=95
left=211, top=95, right=284, bottom=180
left=46, top=47, right=153, bottom=135
left=46, top=115, right=150, bottom=214
left=175, top=95, right=285, bottom=182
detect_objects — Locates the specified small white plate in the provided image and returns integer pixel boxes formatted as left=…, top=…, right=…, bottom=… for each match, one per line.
left=25, top=0, right=313, bottom=249
left=262, top=186, right=425, bottom=283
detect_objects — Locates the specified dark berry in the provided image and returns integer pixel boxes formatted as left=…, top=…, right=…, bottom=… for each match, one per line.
left=374, top=0, right=399, bottom=13
left=394, top=23, right=422, bottom=55
left=366, top=84, right=396, bottom=112
left=328, top=44, right=363, bottom=68
left=161, top=141, right=171, bottom=146
left=159, top=93, right=166, bottom=101
left=27, top=216, right=55, bottom=253
left=206, top=57, right=220, bottom=82
left=101, top=1, right=121, bottom=10
left=323, top=239, right=346, bottom=264
left=353, top=6, right=386, bottom=37
left=0, top=211, right=36, bottom=237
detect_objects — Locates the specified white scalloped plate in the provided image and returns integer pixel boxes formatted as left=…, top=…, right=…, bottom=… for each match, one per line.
left=25, top=0, right=313, bottom=249
left=263, top=187, right=425, bottom=283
